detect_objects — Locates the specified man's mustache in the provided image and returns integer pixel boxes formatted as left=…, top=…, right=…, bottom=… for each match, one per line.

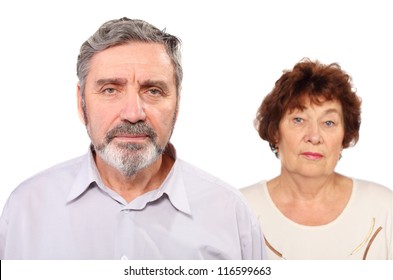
left=105, top=122, right=157, bottom=143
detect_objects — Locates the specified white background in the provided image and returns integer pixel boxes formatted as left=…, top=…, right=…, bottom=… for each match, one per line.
left=0, top=0, right=392, bottom=210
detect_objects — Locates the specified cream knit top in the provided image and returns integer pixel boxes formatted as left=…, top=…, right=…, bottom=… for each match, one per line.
left=241, top=179, right=392, bottom=259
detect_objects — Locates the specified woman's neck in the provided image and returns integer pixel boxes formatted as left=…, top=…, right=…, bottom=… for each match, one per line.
left=267, top=172, right=353, bottom=226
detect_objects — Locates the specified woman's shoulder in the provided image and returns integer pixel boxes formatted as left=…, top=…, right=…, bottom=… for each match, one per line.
left=354, top=178, right=392, bottom=194
left=353, top=178, right=392, bottom=206
left=241, top=180, right=267, bottom=196
left=240, top=180, right=269, bottom=211
left=240, top=179, right=287, bottom=226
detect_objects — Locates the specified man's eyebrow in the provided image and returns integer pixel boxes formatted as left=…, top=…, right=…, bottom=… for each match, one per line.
left=139, top=79, right=170, bottom=92
left=95, top=78, right=127, bottom=87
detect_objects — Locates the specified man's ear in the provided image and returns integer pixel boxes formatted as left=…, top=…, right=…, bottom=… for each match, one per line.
left=76, top=82, right=87, bottom=125
left=175, top=93, right=181, bottom=121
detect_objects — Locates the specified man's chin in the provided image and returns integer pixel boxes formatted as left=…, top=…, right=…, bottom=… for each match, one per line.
left=114, top=142, right=146, bottom=151
left=98, top=143, right=161, bottom=171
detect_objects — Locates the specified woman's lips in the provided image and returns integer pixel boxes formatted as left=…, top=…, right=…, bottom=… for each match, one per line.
left=300, top=152, right=323, bottom=160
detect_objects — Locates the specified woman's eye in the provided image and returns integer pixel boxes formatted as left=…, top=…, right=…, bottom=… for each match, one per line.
left=324, top=120, right=335, bottom=127
left=293, top=117, right=303, bottom=124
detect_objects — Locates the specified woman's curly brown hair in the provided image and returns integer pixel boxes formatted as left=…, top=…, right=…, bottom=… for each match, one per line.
left=255, top=58, right=362, bottom=152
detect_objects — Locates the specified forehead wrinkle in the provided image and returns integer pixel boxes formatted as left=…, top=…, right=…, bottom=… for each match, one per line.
left=323, top=108, right=341, bottom=115
left=307, top=100, right=343, bottom=115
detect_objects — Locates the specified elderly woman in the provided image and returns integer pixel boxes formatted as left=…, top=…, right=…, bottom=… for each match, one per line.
left=241, top=59, right=392, bottom=259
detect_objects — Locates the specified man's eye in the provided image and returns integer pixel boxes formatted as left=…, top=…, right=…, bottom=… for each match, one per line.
left=103, top=88, right=116, bottom=94
left=148, top=88, right=162, bottom=95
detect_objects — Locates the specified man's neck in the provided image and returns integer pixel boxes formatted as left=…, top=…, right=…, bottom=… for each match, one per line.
left=95, top=153, right=175, bottom=203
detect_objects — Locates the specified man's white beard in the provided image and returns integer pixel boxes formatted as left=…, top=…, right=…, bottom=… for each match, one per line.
left=96, top=140, right=163, bottom=177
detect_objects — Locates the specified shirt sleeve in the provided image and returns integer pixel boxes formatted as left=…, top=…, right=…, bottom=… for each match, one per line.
left=0, top=198, right=10, bottom=259
left=236, top=199, right=265, bottom=260
left=246, top=217, right=266, bottom=260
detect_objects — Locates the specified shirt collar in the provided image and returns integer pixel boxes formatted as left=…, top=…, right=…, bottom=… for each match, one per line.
left=159, top=155, right=192, bottom=215
left=66, top=145, right=101, bottom=203
left=66, top=143, right=192, bottom=215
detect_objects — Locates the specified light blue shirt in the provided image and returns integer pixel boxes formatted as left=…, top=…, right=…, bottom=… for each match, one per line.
left=0, top=144, right=263, bottom=259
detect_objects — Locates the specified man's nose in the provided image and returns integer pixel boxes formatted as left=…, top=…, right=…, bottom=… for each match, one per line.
left=120, top=91, right=147, bottom=123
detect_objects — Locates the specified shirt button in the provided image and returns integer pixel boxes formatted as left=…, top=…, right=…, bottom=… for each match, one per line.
left=121, top=255, right=128, bottom=260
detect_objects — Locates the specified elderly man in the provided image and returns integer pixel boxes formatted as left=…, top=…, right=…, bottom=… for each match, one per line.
left=0, top=17, right=263, bottom=259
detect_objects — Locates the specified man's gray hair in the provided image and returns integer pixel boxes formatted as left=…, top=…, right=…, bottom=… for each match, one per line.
left=77, top=17, right=183, bottom=99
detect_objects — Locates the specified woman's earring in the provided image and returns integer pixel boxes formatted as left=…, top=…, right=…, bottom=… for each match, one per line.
left=272, top=146, right=279, bottom=158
